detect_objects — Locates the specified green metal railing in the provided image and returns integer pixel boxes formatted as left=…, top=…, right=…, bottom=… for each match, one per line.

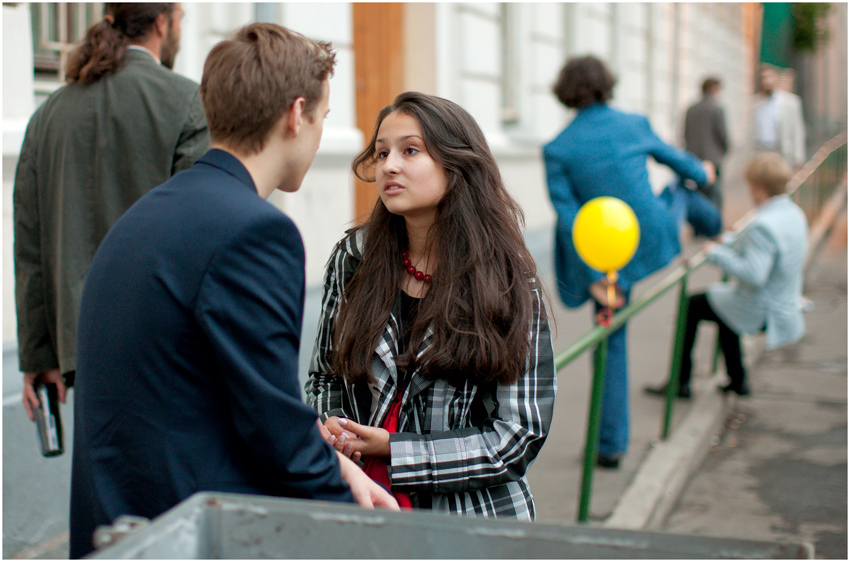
left=556, top=132, right=848, bottom=523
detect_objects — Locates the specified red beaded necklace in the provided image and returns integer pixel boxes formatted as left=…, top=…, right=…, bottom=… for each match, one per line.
left=402, top=251, right=431, bottom=283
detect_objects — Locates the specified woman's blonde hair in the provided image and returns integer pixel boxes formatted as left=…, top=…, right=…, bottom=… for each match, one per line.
left=745, top=152, right=792, bottom=197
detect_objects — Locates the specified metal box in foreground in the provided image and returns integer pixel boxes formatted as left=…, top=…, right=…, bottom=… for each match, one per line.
left=88, top=492, right=813, bottom=559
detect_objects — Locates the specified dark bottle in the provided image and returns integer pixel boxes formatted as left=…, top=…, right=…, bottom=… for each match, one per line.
left=34, top=383, right=64, bottom=457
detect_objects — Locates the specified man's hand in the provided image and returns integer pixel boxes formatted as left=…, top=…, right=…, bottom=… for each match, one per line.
left=336, top=452, right=400, bottom=511
left=22, top=369, right=65, bottom=422
left=702, top=160, right=717, bottom=185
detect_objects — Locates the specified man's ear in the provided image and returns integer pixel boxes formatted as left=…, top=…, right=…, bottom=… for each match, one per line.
left=284, top=97, right=307, bottom=138
left=154, top=11, right=170, bottom=38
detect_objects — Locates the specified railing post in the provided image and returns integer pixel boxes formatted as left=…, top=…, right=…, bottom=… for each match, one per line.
left=662, top=276, right=690, bottom=439
left=577, top=336, right=608, bottom=522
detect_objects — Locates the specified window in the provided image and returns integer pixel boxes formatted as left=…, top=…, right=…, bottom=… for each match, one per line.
left=500, top=3, right=520, bottom=124
left=31, top=3, right=103, bottom=82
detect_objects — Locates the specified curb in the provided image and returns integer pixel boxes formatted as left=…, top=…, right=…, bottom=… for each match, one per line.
left=604, top=339, right=765, bottom=531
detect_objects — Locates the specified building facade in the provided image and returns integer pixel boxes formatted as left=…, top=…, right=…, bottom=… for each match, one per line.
left=2, top=2, right=761, bottom=345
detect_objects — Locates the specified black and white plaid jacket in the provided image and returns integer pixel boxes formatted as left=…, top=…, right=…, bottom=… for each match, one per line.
left=305, top=230, right=557, bottom=520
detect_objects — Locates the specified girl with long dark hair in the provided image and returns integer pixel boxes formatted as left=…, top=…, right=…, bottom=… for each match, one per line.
left=305, top=92, right=557, bottom=519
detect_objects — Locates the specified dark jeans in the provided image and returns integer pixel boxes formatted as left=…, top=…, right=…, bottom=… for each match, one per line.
left=679, top=292, right=746, bottom=389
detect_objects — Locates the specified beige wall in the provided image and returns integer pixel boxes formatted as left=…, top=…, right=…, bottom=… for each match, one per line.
left=1, top=3, right=769, bottom=347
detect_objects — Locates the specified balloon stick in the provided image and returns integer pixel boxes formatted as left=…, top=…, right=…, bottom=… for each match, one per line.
left=606, top=271, right=618, bottom=309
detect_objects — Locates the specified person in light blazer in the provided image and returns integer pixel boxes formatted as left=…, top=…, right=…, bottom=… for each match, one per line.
left=646, top=152, right=808, bottom=398
left=543, top=55, right=715, bottom=469
left=306, top=92, right=557, bottom=519
left=753, top=65, right=806, bottom=169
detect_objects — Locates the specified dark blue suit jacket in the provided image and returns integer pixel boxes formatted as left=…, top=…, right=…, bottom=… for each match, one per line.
left=543, top=103, right=709, bottom=308
left=70, top=149, right=353, bottom=558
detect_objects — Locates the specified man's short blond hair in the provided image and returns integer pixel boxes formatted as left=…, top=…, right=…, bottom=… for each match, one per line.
left=745, top=152, right=791, bottom=197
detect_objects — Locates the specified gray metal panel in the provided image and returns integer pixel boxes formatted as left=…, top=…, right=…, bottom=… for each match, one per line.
left=88, top=492, right=813, bottom=559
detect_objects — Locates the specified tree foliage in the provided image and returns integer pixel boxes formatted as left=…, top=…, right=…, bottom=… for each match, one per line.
left=791, top=3, right=832, bottom=52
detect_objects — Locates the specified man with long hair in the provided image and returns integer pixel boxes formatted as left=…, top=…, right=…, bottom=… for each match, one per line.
left=14, top=3, right=209, bottom=424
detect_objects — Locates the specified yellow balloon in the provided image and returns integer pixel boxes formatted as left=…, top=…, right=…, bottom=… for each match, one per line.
left=572, top=196, right=640, bottom=273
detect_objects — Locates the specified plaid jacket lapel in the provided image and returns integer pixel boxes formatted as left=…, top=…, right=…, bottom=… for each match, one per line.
left=405, top=324, right=435, bottom=402
left=370, top=314, right=437, bottom=429
left=368, top=327, right=398, bottom=426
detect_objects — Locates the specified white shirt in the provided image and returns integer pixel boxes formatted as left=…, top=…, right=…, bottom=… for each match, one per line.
left=755, top=92, right=780, bottom=147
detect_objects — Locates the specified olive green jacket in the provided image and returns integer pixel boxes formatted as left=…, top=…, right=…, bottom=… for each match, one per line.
left=14, top=49, right=209, bottom=378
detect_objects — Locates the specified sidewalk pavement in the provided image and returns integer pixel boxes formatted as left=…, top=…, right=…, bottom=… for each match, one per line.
left=661, top=244, right=847, bottom=559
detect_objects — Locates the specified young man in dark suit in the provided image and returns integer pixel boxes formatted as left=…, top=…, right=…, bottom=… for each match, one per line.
left=70, top=23, right=398, bottom=559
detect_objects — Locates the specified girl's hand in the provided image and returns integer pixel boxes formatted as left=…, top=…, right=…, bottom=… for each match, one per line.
left=321, top=416, right=362, bottom=462
left=337, top=418, right=391, bottom=458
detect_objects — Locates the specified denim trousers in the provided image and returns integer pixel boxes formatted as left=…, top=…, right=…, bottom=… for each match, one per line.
left=593, top=290, right=631, bottom=458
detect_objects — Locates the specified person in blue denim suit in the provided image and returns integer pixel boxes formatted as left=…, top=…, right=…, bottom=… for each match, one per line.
left=544, top=55, right=716, bottom=469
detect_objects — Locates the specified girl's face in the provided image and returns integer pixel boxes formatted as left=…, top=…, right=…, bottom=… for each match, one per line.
left=375, top=111, right=448, bottom=225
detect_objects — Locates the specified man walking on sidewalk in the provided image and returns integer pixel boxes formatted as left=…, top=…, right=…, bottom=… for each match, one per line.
left=753, top=65, right=806, bottom=169
left=683, top=77, right=729, bottom=210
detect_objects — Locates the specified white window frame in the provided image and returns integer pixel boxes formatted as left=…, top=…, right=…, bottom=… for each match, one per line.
left=32, top=3, right=103, bottom=85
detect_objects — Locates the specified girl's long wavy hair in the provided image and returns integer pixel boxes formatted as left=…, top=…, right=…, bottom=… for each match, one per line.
left=331, top=91, right=543, bottom=387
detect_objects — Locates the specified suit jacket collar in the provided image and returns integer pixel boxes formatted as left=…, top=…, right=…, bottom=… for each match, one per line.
left=126, top=46, right=161, bottom=65
left=196, top=149, right=258, bottom=195
left=124, top=48, right=161, bottom=67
